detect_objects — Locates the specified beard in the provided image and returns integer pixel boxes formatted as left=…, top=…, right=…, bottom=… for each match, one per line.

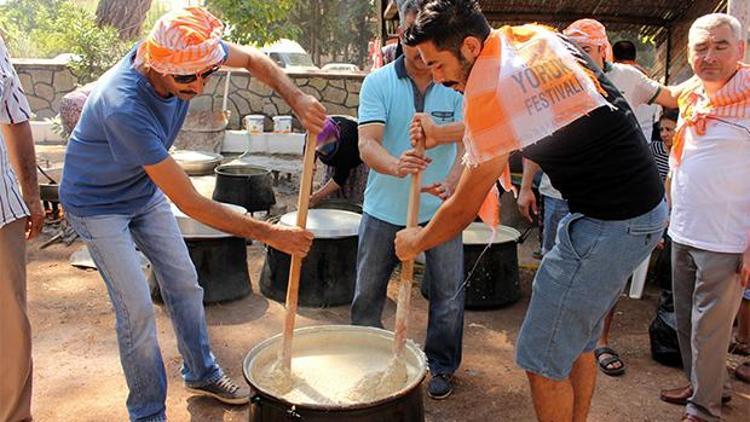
left=442, top=51, right=473, bottom=91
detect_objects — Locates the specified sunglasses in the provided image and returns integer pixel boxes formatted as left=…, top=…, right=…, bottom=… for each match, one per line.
left=171, top=64, right=221, bottom=84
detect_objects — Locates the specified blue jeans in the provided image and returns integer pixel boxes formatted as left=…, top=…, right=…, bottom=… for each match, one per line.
left=516, top=200, right=668, bottom=380
left=351, top=213, right=465, bottom=375
left=66, top=194, right=222, bottom=422
left=542, top=195, right=569, bottom=255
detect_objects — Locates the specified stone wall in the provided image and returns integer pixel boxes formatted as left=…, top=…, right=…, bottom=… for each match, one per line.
left=12, top=59, right=364, bottom=128
left=189, top=68, right=363, bottom=130
left=13, top=58, right=78, bottom=120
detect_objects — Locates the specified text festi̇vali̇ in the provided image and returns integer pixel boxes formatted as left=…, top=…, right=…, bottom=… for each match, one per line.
left=510, top=58, right=587, bottom=116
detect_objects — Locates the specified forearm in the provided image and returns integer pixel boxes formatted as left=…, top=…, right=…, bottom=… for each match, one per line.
left=520, top=158, right=540, bottom=191
left=445, top=142, right=465, bottom=187
left=433, top=121, right=465, bottom=145
left=313, top=178, right=340, bottom=199
left=359, top=136, right=398, bottom=176
left=1, top=121, right=39, bottom=201
left=415, top=154, right=508, bottom=252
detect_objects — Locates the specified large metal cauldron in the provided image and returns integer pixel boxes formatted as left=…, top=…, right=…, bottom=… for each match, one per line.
left=422, top=223, right=528, bottom=309
left=244, top=325, right=427, bottom=422
left=149, top=203, right=251, bottom=304
left=260, top=209, right=361, bottom=307
left=213, top=164, right=276, bottom=213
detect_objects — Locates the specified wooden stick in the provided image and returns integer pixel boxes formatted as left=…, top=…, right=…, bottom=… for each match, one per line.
left=281, top=132, right=317, bottom=371
left=392, top=139, right=425, bottom=358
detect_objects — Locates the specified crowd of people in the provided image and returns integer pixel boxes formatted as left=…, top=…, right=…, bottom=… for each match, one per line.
left=1, top=1, right=748, bottom=421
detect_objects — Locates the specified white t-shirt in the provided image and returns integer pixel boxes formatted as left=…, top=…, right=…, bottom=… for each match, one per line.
left=538, top=63, right=661, bottom=203
left=538, top=172, right=562, bottom=199
left=668, top=114, right=750, bottom=254
left=605, top=62, right=661, bottom=139
left=0, top=35, right=32, bottom=229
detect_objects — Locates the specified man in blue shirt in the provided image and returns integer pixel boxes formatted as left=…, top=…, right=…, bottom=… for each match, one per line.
left=352, top=1, right=466, bottom=400
left=60, top=8, right=325, bottom=422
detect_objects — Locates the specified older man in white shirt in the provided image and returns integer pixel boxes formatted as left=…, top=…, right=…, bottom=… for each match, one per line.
left=658, top=13, right=750, bottom=422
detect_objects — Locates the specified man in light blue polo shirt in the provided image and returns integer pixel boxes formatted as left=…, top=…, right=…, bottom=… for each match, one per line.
left=351, top=1, right=465, bottom=400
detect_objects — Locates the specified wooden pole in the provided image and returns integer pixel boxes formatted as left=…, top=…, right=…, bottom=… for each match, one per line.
left=392, top=139, right=425, bottom=358
left=280, top=133, right=316, bottom=371
left=728, top=0, right=750, bottom=62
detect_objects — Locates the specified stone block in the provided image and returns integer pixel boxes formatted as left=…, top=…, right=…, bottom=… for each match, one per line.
left=230, top=74, right=250, bottom=90
left=27, top=96, right=50, bottom=112
left=309, top=78, right=327, bottom=91
left=18, top=73, right=33, bottom=93
left=263, top=103, right=279, bottom=117
left=270, top=97, right=292, bottom=115
left=329, top=79, right=345, bottom=89
left=345, top=92, right=359, bottom=108
left=248, top=78, right=273, bottom=96
left=52, top=69, right=77, bottom=92
left=33, top=69, right=54, bottom=85
left=35, top=108, right=56, bottom=119
left=301, top=85, right=321, bottom=98
left=345, top=79, right=362, bottom=94
left=35, top=83, right=55, bottom=101
left=322, top=86, right=347, bottom=104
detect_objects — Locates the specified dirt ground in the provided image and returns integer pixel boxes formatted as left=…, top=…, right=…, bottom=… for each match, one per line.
left=25, top=145, right=749, bottom=421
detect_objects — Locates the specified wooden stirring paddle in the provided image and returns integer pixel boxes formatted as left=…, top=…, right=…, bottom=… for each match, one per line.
left=280, top=132, right=317, bottom=372
left=392, top=138, right=425, bottom=358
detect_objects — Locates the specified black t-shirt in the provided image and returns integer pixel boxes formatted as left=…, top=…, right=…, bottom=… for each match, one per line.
left=318, top=115, right=362, bottom=186
left=520, top=37, right=664, bottom=220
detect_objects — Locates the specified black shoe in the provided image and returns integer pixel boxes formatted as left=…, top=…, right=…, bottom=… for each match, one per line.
left=186, top=374, right=250, bottom=405
left=427, top=374, right=453, bottom=400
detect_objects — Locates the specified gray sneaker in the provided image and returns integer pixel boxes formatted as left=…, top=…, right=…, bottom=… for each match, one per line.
left=186, top=375, right=250, bottom=405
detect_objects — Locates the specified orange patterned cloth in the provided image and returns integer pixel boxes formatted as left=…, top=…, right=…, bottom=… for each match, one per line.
left=562, top=18, right=613, bottom=62
left=134, top=7, right=225, bottom=75
left=462, top=24, right=610, bottom=227
left=670, top=64, right=750, bottom=168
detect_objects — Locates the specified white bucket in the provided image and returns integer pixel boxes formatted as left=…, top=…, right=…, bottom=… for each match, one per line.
left=273, top=115, right=293, bottom=133
left=243, top=114, right=265, bottom=134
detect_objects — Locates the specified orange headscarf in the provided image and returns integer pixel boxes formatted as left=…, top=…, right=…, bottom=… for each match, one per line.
left=563, top=19, right=613, bottom=62
left=135, top=7, right=225, bottom=75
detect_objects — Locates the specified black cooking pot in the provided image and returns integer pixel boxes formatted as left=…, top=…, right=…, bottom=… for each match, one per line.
left=260, top=209, right=361, bottom=307
left=213, top=164, right=276, bottom=213
left=422, top=223, right=532, bottom=309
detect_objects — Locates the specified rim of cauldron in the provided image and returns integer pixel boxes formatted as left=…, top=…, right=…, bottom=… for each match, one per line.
left=243, top=324, right=428, bottom=411
left=215, top=164, right=271, bottom=177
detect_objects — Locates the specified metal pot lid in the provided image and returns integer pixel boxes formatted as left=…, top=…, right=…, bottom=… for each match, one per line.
left=169, top=202, right=247, bottom=238
left=279, top=209, right=361, bottom=238
left=170, top=150, right=223, bottom=163
left=462, top=222, right=521, bottom=245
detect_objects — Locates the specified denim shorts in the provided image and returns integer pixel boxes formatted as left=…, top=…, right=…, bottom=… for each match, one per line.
left=516, top=200, right=668, bottom=380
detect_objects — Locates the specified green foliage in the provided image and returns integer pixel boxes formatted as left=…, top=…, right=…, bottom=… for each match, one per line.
left=205, top=0, right=299, bottom=46
left=289, top=0, right=375, bottom=67
left=0, top=0, right=129, bottom=84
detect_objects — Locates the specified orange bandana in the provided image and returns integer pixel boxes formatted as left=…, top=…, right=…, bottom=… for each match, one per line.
left=562, top=19, right=613, bottom=62
left=671, top=64, right=750, bottom=168
left=462, top=25, right=610, bottom=228
left=135, top=7, right=225, bottom=75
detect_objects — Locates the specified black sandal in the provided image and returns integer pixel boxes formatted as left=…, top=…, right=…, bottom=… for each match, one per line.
left=594, top=346, right=626, bottom=376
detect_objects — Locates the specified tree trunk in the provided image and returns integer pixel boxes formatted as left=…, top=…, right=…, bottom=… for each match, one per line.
left=96, top=0, right=153, bottom=41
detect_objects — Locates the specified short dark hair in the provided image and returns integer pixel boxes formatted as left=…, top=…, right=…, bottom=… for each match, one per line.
left=612, top=40, right=637, bottom=61
left=403, top=0, right=491, bottom=53
left=660, top=108, right=678, bottom=122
